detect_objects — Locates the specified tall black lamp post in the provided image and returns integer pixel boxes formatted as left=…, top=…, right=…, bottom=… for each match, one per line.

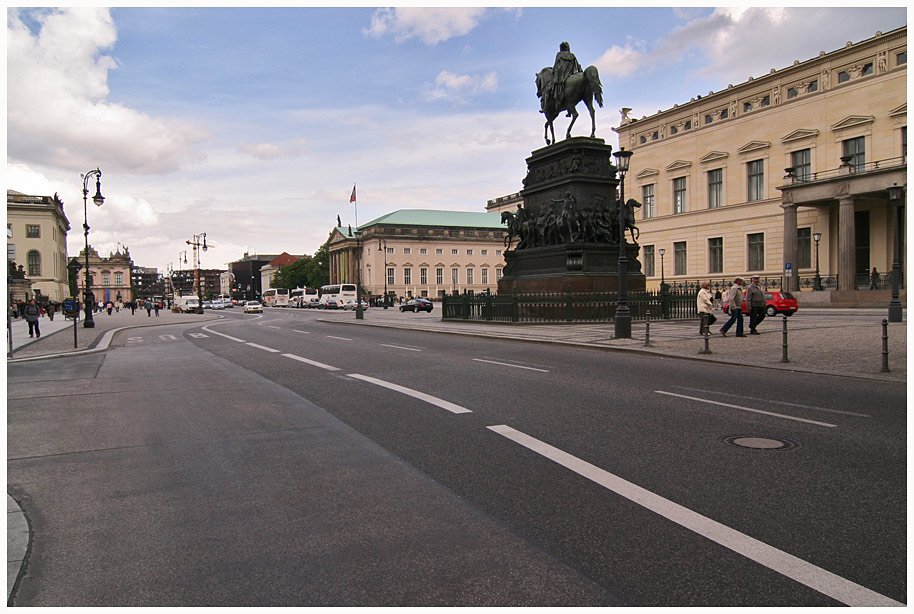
left=355, top=230, right=364, bottom=319
left=186, top=233, right=208, bottom=313
left=613, top=147, right=633, bottom=339
left=888, top=184, right=904, bottom=322
left=81, top=169, right=104, bottom=328
left=659, top=248, right=666, bottom=289
left=813, top=232, right=823, bottom=291
left=378, top=239, right=388, bottom=309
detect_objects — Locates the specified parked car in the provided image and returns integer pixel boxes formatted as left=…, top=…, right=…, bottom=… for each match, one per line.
left=400, top=298, right=433, bottom=313
left=203, top=300, right=214, bottom=309
left=342, top=299, right=369, bottom=311
left=741, top=290, right=799, bottom=317
left=243, top=300, right=263, bottom=313
left=322, top=299, right=342, bottom=310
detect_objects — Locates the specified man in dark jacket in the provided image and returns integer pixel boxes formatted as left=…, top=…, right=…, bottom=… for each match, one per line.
left=746, top=275, right=766, bottom=335
left=23, top=299, right=41, bottom=338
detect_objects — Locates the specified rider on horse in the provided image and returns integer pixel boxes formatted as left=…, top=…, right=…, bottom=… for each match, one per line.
left=543, top=42, right=582, bottom=117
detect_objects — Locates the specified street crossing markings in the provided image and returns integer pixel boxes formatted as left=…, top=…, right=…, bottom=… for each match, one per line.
left=188, top=333, right=208, bottom=338
left=347, top=374, right=472, bottom=414
left=159, top=335, right=178, bottom=341
left=381, top=344, right=422, bottom=352
left=246, top=342, right=280, bottom=353
left=127, top=337, right=143, bottom=343
left=281, top=353, right=340, bottom=371
left=473, top=358, right=549, bottom=372
left=327, top=335, right=352, bottom=341
left=487, top=424, right=903, bottom=607
left=655, top=391, right=837, bottom=428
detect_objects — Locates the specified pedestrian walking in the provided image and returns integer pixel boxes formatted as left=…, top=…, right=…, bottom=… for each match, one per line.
left=46, top=302, right=56, bottom=321
left=106, top=301, right=114, bottom=315
left=870, top=267, right=879, bottom=290
left=719, top=277, right=746, bottom=337
left=130, top=301, right=137, bottom=315
left=746, top=275, right=766, bottom=335
left=696, top=281, right=716, bottom=336
left=154, top=301, right=160, bottom=317
left=146, top=302, right=153, bottom=317
left=23, top=299, right=41, bottom=338
left=713, top=288, right=722, bottom=310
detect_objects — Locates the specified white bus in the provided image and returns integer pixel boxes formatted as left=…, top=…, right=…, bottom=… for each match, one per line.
left=290, top=287, right=319, bottom=308
left=262, top=287, right=290, bottom=307
left=319, top=283, right=357, bottom=308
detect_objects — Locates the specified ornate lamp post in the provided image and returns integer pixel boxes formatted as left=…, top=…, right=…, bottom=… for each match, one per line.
left=888, top=184, right=904, bottom=322
left=813, top=232, right=823, bottom=291
left=613, top=147, right=633, bottom=339
left=659, top=248, right=666, bottom=289
left=186, top=233, right=208, bottom=313
left=80, top=169, right=104, bottom=328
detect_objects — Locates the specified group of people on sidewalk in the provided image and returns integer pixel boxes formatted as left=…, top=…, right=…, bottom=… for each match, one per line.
left=697, top=276, right=767, bottom=337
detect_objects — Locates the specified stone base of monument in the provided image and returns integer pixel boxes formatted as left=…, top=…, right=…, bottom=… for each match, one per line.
left=498, top=243, right=646, bottom=295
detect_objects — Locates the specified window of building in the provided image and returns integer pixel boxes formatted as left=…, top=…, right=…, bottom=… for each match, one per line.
left=743, top=102, right=753, bottom=112
left=862, top=62, right=874, bottom=76
left=466, top=268, right=474, bottom=284
left=797, top=228, right=811, bottom=269
left=26, top=224, right=40, bottom=238
left=705, top=114, right=713, bottom=125
left=115, top=272, right=123, bottom=285
left=481, top=268, right=488, bottom=284
left=420, top=268, right=428, bottom=285
left=466, top=249, right=473, bottom=256
left=451, top=268, right=459, bottom=285
left=748, top=233, right=765, bottom=271
left=652, top=131, right=658, bottom=140
left=7, top=224, right=12, bottom=237
left=386, top=247, right=394, bottom=254
left=496, top=268, right=503, bottom=280
left=708, top=169, right=723, bottom=209
left=673, top=177, right=687, bottom=214
left=436, top=268, right=443, bottom=285
left=451, top=249, right=458, bottom=255
left=902, top=126, right=907, bottom=160
left=791, top=149, right=811, bottom=181
left=420, top=248, right=427, bottom=255
left=496, top=250, right=502, bottom=256
left=640, top=135, right=647, bottom=144
left=674, top=242, right=687, bottom=275
left=898, top=51, right=907, bottom=65
left=436, top=248, right=443, bottom=255
left=643, top=245, right=655, bottom=277
left=642, top=184, right=655, bottom=218
left=808, top=80, right=818, bottom=93
left=708, top=238, right=723, bottom=274
left=761, top=96, right=770, bottom=107
left=787, top=87, right=798, bottom=99
left=403, top=248, right=411, bottom=255
left=685, top=120, right=692, bottom=130
left=102, top=273, right=110, bottom=286
left=403, top=268, right=411, bottom=285
left=481, top=249, right=488, bottom=256
left=748, top=159, right=764, bottom=201
left=720, top=108, right=729, bottom=119
left=27, top=250, right=40, bottom=276
left=387, top=267, right=395, bottom=285
left=843, top=136, right=865, bottom=171
left=670, top=125, right=678, bottom=135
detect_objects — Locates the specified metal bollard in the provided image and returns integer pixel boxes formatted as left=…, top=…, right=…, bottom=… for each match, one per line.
left=644, top=309, right=651, bottom=347
left=699, top=313, right=712, bottom=354
left=881, top=319, right=890, bottom=372
left=780, top=315, right=789, bottom=363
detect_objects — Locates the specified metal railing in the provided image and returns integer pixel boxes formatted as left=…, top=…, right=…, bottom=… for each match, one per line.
left=784, top=156, right=906, bottom=185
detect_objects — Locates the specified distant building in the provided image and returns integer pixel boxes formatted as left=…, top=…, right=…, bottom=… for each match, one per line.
left=613, top=26, right=906, bottom=296
left=259, top=252, right=301, bottom=291
left=7, top=190, right=70, bottom=301
left=76, top=245, right=134, bottom=304
left=327, top=209, right=508, bottom=300
left=132, top=266, right=163, bottom=301
left=172, top=268, right=222, bottom=299
left=228, top=252, right=303, bottom=300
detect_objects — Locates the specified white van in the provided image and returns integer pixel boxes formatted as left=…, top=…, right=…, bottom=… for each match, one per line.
left=174, top=295, right=200, bottom=313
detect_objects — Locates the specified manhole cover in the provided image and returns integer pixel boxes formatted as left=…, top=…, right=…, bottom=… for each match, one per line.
left=722, top=435, right=798, bottom=451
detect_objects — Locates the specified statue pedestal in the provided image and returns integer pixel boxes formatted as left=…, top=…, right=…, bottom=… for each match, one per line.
left=497, top=137, right=646, bottom=295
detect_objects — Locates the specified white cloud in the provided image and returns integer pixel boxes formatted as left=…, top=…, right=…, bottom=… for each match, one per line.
left=364, top=7, right=489, bottom=45
left=426, top=70, right=499, bottom=101
left=7, top=7, right=208, bottom=174
left=593, top=43, right=646, bottom=78
left=237, top=138, right=308, bottom=160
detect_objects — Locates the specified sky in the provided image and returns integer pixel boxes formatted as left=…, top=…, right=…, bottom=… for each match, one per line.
left=6, top=5, right=908, bottom=273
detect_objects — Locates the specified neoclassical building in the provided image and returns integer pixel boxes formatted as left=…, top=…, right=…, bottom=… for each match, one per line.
left=327, top=210, right=507, bottom=300
left=75, top=245, right=135, bottom=304
left=613, top=26, right=906, bottom=299
left=7, top=190, right=71, bottom=301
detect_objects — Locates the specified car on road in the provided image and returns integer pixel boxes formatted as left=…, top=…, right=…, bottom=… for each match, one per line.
left=322, top=299, right=342, bottom=310
left=342, top=299, right=369, bottom=311
left=400, top=298, right=433, bottom=313
left=741, top=290, right=799, bottom=317
left=243, top=300, right=263, bottom=313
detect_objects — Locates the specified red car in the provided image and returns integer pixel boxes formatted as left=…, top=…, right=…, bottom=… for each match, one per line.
left=741, top=290, right=799, bottom=317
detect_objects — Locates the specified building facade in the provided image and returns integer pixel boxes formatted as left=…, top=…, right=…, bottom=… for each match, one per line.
left=327, top=210, right=508, bottom=300
left=229, top=253, right=282, bottom=301
left=259, top=252, right=302, bottom=291
left=171, top=268, right=223, bottom=299
left=7, top=190, right=71, bottom=301
left=76, top=245, right=135, bottom=304
left=613, top=27, right=906, bottom=295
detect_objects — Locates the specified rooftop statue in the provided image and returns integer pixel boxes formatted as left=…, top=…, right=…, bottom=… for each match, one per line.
left=536, top=42, right=604, bottom=145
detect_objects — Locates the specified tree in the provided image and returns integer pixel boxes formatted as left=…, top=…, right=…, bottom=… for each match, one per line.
left=271, top=258, right=310, bottom=290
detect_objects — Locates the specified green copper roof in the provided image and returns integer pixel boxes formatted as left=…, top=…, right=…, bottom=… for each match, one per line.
left=360, top=209, right=506, bottom=230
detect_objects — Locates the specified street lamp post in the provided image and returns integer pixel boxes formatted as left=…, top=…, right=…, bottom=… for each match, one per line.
left=888, top=184, right=904, bottom=322
left=80, top=169, right=104, bottom=328
left=813, top=232, right=823, bottom=291
left=379, top=239, right=388, bottom=309
left=186, top=233, right=208, bottom=313
left=67, top=258, right=82, bottom=347
left=613, top=147, right=633, bottom=339
left=355, top=230, right=364, bottom=319
left=659, top=248, right=666, bottom=288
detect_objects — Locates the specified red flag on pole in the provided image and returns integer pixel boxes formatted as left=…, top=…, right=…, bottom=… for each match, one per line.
left=350, top=184, right=356, bottom=203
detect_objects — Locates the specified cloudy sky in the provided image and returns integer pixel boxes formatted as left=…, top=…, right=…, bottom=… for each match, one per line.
left=6, top=5, right=907, bottom=272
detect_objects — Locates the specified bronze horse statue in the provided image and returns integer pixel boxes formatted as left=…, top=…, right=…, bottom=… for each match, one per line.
left=536, top=65, right=603, bottom=145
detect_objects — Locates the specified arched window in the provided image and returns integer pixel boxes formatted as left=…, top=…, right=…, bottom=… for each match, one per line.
left=27, top=250, right=41, bottom=276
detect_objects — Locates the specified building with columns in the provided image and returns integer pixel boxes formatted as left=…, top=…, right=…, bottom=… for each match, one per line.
left=7, top=190, right=71, bottom=301
left=613, top=26, right=906, bottom=301
left=327, top=210, right=507, bottom=301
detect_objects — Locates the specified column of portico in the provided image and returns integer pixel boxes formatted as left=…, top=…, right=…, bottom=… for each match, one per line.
left=781, top=201, right=799, bottom=292
left=837, top=196, right=856, bottom=290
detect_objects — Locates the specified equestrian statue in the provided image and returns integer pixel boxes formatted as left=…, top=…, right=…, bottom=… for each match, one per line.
left=536, top=42, right=604, bottom=145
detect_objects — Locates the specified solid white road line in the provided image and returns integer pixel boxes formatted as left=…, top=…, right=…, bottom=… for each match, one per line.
left=473, top=358, right=549, bottom=372
left=268, top=326, right=281, bottom=329
left=188, top=333, right=208, bottom=338
left=487, top=425, right=902, bottom=607
left=282, top=353, right=340, bottom=371
left=381, top=344, right=422, bottom=352
left=327, top=335, right=352, bottom=341
left=293, top=330, right=311, bottom=334
left=202, top=327, right=246, bottom=343
left=246, top=343, right=280, bottom=353
left=671, top=386, right=871, bottom=418
left=655, top=391, right=837, bottom=428
left=347, top=374, right=472, bottom=414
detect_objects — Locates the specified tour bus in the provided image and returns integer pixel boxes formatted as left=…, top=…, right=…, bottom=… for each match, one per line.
left=261, top=287, right=290, bottom=307
left=319, top=283, right=357, bottom=308
left=290, top=287, right=319, bottom=308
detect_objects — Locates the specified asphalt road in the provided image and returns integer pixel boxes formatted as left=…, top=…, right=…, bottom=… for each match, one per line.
left=7, top=307, right=906, bottom=606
